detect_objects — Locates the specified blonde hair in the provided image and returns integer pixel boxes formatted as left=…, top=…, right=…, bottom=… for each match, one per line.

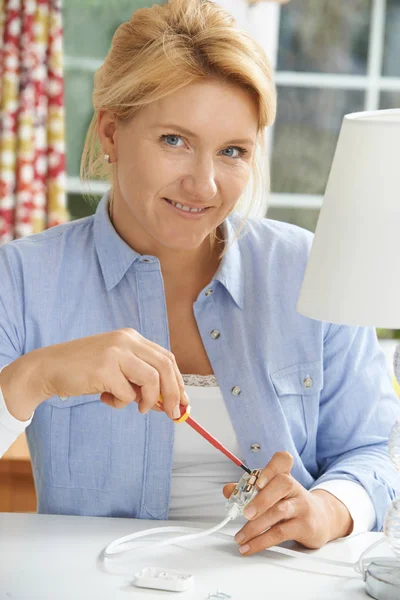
left=81, top=0, right=276, bottom=221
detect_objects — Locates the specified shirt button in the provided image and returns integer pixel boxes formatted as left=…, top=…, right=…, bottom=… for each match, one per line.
left=210, top=329, right=220, bottom=339
left=205, top=288, right=214, bottom=297
left=250, top=443, right=261, bottom=452
left=303, top=376, right=313, bottom=389
left=231, top=386, right=241, bottom=396
left=59, top=396, right=68, bottom=402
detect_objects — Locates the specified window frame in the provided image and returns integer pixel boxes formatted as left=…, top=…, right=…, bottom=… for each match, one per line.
left=65, top=0, right=398, bottom=210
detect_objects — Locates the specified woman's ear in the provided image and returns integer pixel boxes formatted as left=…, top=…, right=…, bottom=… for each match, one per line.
left=98, top=110, right=117, bottom=162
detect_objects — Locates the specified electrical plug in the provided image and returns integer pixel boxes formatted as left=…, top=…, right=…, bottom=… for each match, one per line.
left=225, top=469, right=262, bottom=520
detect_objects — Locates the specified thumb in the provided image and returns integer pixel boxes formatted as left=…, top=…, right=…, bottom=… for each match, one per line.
left=222, top=482, right=237, bottom=499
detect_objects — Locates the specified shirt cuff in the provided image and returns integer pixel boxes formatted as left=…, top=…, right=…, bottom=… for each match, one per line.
left=311, top=479, right=376, bottom=536
left=0, top=365, right=34, bottom=432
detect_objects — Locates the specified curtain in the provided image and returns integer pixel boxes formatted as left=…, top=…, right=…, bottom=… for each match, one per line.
left=0, top=0, right=68, bottom=244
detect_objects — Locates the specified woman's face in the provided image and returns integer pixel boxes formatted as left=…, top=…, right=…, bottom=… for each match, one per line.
left=101, top=79, right=259, bottom=254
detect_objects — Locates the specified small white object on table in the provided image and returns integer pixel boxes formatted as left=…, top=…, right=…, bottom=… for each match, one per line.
left=0, top=512, right=388, bottom=599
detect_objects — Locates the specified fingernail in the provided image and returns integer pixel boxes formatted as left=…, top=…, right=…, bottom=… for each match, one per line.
left=244, top=506, right=256, bottom=520
left=235, top=532, right=245, bottom=544
left=184, top=392, right=190, bottom=404
left=239, top=544, right=250, bottom=555
left=257, top=477, right=268, bottom=490
left=173, top=405, right=181, bottom=419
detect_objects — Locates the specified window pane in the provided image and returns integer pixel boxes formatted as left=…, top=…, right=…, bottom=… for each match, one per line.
left=379, top=91, right=400, bottom=110
left=271, top=87, right=365, bottom=195
left=383, top=0, right=400, bottom=76
left=68, top=194, right=99, bottom=221
left=65, top=71, right=95, bottom=177
left=266, top=207, right=319, bottom=233
left=277, top=0, right=371, bottom=74
left=63, top=1, right=160, bottom=59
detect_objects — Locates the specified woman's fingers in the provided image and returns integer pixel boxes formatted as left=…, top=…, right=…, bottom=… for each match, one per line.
left=118, top=353, right=162, bottom=409
left=244, top=472, right=296, bottom=520
left=142, top=337, right=188, bottom=406
left=120, top=331, right=186, bottom=419
left=101, top=393, right=135, bottom=409
left=100, top=382, right=165, bottom=411
left=235, top=497, right=298, bottom=545
left=100, top=368, right=142, bottom=408
left=156, top=353, right=185, bottom=419
left=256, top=451, right=294, bottom=490
left=222, top=483, right=236, bottom=499
left=237, top=519, right=303, bottom=556
left=119, top=346, right=179, bottom=420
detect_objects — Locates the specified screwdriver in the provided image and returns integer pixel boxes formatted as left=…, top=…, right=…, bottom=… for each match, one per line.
left=156, top=398, right=251, bottom=475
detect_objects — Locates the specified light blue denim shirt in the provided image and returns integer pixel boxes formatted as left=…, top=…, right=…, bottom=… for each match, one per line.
left=0, top=193, right=399, bottom=528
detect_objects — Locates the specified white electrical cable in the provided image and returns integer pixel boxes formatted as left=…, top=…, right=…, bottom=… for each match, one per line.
left=255, top=536, right=389, bottom=577
left=104, top=513, right=234, bottom=557
left=104, top=509, right=390, bottom=581
left=355, top=537, right=388, bottom=577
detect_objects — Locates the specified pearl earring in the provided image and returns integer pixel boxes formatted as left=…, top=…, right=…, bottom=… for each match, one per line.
left=104, top=154, right=111, bottom=164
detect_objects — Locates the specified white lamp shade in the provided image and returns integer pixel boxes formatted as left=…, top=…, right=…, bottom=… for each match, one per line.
left=297, top=109, right=400, bottom=328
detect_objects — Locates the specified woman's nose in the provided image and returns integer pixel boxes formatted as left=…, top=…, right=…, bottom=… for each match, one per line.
left=181, top=158, right=218, bottom=204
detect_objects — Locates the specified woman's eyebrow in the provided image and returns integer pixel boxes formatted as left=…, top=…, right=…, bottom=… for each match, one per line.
left=152, top=123, right=255, bottom=147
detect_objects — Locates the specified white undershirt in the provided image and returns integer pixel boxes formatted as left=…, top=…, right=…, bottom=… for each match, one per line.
left=0, top=366, right=376, bottom=534
left=169, top=382, right=242, bottom=522
left=169, top=378, right=376, bottom=535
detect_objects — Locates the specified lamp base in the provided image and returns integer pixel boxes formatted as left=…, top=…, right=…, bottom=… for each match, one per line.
left=365, top=560, right=400, bottom=599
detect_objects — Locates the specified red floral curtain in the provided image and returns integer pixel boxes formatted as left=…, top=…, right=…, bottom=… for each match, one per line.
left=0, top=0, right=69, bottom=244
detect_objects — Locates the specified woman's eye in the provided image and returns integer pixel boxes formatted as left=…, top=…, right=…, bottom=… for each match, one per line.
left=160, top=134, right=185, bottom=147
left=221, top=146, right=248, bottom=159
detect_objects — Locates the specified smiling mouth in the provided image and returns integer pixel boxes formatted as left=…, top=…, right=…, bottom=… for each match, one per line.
left=163, top=198, right=210, bottom=213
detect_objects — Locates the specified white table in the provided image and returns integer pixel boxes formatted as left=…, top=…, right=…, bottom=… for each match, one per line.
left=0, top=512, right=391, bottom=599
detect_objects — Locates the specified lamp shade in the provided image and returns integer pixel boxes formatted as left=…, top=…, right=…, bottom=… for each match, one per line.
left=297, top=109, right=400, bottom=328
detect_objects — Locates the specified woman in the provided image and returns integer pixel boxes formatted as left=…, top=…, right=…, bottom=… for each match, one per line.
left=0, top=0, right=398, bottom=557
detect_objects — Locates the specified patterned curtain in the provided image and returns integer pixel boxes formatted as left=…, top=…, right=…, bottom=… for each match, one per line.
left=0, top=0, right=68, bottom=244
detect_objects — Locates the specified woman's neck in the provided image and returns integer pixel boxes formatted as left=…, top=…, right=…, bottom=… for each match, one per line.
left=160, top=238, right=222, bottom=291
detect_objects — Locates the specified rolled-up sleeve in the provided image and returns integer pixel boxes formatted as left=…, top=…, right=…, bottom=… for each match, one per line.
left=313, top=323, right=400, bottom=531
left=0, top=245, right=28, bottom=457
left=0, top=366, right=33, bottom=458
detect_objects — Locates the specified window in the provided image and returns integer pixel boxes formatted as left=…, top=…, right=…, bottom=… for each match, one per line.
left=268, top=0, right=400, bottom=232
left=63, top=0, right=160, bottom=220
left=64, top=0, right=400, bottom=226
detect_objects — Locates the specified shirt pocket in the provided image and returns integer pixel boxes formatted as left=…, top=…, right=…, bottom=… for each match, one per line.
left=270, top=362, right=323, bottom=458
left=46, top=394, right=112, bottom=492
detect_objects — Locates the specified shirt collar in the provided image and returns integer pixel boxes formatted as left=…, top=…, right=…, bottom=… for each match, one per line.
left=94, top=193, right=141, bottom=291
left=94, top=192, right=245, bottom=308
left=213, top=216, right=245, bottom=310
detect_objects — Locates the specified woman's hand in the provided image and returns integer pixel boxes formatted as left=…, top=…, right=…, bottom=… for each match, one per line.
left=48, top=328, right=189, bottom=420
left=223, top=451, right=354, bottom=556
left=1, top=328, right=188, bottom=422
